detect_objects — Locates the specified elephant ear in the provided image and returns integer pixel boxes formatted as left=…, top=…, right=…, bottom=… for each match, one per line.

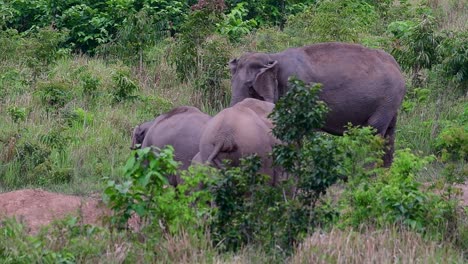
left=253, top=60, right=278, bottom=102
left=229, top=58, right=238, bottom=75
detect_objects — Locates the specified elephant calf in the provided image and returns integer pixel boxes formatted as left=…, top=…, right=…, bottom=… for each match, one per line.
left=131, top=106, right=211, bottom=186
left=197, top=98, right=282, bottom=185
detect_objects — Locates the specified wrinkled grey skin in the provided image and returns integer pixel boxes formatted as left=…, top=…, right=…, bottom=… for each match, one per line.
left=197, top=98, right=282, bottom=185
left=133, top=106, right=211, bottom=186
left=229, top=42, right=406, bottom=166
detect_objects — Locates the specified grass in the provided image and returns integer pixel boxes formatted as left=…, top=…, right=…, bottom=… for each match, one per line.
left=1, top=218, right=465, bottom=263
left=291, top=227, right=465, bottom=264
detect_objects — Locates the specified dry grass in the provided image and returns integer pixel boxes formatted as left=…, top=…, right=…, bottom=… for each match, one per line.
left=291, top=227, right=465, bottom=264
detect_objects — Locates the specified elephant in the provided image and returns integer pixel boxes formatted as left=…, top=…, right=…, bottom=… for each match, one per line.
left=132, top=106, right=211, bottom=186
left=229, top=42, right=406, bottom=166
left=130, top=120, right=155, bottom=150
left=197, top=98, right=282, bottom=185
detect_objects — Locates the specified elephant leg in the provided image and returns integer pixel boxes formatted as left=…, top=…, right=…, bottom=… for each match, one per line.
left=382, top=114, right=397, bottom=167
left=367, top=111, right=396, bottom=168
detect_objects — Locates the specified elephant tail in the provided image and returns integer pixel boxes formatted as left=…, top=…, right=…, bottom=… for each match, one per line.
left=206, top=141, right=224, bottom=169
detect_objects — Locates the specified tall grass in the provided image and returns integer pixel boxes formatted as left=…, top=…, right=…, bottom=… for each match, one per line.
left=291, top=227, right=465, bottom=263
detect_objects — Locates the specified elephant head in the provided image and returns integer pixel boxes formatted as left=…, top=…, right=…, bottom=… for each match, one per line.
left=130, top=120, right=155, bottom=150
left=229, top=53, right=279, bottom=106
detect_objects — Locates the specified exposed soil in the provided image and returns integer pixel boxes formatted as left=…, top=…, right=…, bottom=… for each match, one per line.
left=0, top=183, right=467, bottom=234
left=0, top=189, right=109, bottom=234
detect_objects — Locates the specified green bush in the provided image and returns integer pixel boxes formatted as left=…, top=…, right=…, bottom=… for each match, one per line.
left=63, top=107, right=94, bottom=128
left=211, top=79, right=342, bottom=253
left=111, top=70, right=140, bottom=103
left=194, top=34, right=231, bottom=108
left=217, top=2, right=257, bottom=42
left=389, top=14, right=442, bottom=86
left=169, top=8, right=223, bottom=81
left=339, top=149, right=456, bottom=233
left=169, top=6, right=231, bottom=108
left=437, top=30, right=468, bottom=92
left=35, top=81, right=73, bottom=112
left=6, top=106, right=27, bottom=124
left=80, top=72, right=100, bottom=98
left=104, top=146, right=213, bottom=235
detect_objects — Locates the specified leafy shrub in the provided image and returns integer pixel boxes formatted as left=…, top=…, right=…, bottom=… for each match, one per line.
left=401, top=87, right=431, bottom=112
left=169, top=5, right=231, bottom=108
left=436, top=124, right=467, bottom=162
left=211, top=79, right=342, bottom=252
left=210, top=156, right=283, bottom=251
left=98, top=9, right=169, bottom=63
left=15, top=140, right=51, bottom=169
left=216, top=2, right=257, bottom=42
left=80, top=72, right=100, bottom=98
left=36, top=81, right=73, bottom=112
left=63, top=108, right=94, bottom=128
left=389, top=14, right=442, bottom=86
left=40, top=127, right=70, bottom=154
left=169, top=7, right=223, bottom=81
left=7, top=106, right=27, bottom=124
left=335, top=125, right=385, bottom=180
left=111, top=70, right=140, bottom=103
left=194, top=34, right=231, bottom=107
left=104, top=146, right=213, bottom=235
left=339, top=149, right=455, bottom=233
left=437, top=30, right=468, bottom=92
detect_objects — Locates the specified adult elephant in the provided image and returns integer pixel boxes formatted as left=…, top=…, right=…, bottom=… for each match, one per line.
left=229, top=42, right=406, bottom=166
left=197, top=98, right=282, bottom=185
left=132, top=106, right=211, bottom=186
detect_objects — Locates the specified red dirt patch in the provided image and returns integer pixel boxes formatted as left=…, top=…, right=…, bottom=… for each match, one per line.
left=0, top=189, right=109, bottom=234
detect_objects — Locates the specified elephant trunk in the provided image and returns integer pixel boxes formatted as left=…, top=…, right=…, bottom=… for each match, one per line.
left=130, top=126, right=139, bottom=150
left=206, top=141, right=224, bottom=168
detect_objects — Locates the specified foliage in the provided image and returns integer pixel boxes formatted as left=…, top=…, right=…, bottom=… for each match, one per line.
left=104, top=146, right=213, bottom=235
left=335, top=125, right=385, bottom=181
left=401, top=87, right=430, bottom=113
left=35, top=81, right=72, bottom=112
left=436, top=124, right=467, bottom=163
left=6, top=106, right=27, bottom=124
left=111, top=70, right=140, bottom=103
left=169, top=8, right=223, bottom=81
left=339, top=149, right=456, bottom=233
left=210, top=156, right=284, bottom=251
left=169, top=6, right=231, bottom=108
left=217, top=2, right=257, bottom=42
left=2, top=0, right=189, bottom=53
left=193, top=35, right=231, bottom=108
left=437, top=30, right=468, bottom=91
left=270, top=78, right=328, bottom=145
left=285, top=0, right=378, bottom=44
left=98, top=9, right=168, bottom=63
left=389, top=14, right=442, bottom=86
left=63, top=107, right=94, bottom=128
left=80, top=72, right=100, bottom=98
left=210, top=79, right=342, bottom=253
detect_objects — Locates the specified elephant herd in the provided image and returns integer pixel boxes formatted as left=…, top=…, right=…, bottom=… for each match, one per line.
left=131, top=42, right=406, bottom=186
